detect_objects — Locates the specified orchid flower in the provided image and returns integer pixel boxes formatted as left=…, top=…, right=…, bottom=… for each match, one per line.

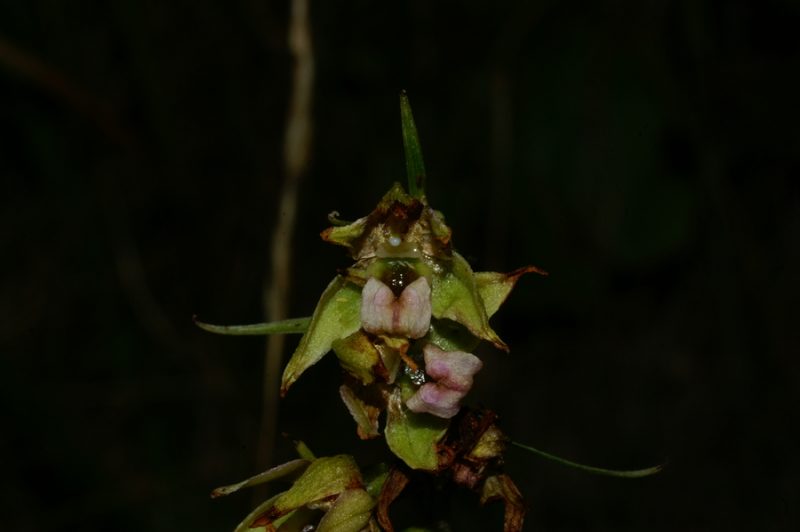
left=200, top=94, right=662, bottom=532
left=406, top=344, right=483, bottom=419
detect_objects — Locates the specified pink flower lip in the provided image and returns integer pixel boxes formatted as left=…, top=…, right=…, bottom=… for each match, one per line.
left=407, top=383, right=463, bottom=419
left=423, top=344, right=482, bottom=392
left=406, top=344, right=483, bottom=419
left=360, top=276, right=431, bottom=339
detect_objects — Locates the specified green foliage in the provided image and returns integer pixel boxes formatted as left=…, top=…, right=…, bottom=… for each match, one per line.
left=280, top=276, right=362, bottom=395
left=384, top=379, right=449, bottom=471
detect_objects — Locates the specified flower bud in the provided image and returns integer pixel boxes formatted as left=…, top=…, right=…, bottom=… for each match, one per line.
left=360, top=276, right=431, bottom=338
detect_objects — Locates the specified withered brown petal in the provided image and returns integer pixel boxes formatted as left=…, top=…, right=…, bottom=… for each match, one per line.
left=480, top=474, right=526, bottom=532
left=376, top=466, right=411, bottom=532
left=338, top=382, right=383, bottom=440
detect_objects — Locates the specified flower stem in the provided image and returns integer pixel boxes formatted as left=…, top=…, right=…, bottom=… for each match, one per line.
left=510, top=441, right=663, bottom=478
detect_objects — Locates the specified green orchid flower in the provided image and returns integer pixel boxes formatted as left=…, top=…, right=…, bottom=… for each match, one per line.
left=200, top=93, right=662, bottom=532
left=211, top=443, right=383, bottom=532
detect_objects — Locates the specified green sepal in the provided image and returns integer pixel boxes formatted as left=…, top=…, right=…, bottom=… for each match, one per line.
left=271, top=455, right=363, bottom=516
left=363, top=464, right=389, bottom=498
left=316, top=489, right=375, bottom=532
left=210, top=459, right=310, bottom=498
left=474, top=265, right=547, bottom=318
left=385, top=378, right=448, bottom=471
left=320, top=216, right=370, bottom=253
left=194, top=316, right=311, bottom=335
left=281, top=276, right=362, bottom=396
left=400, top=92, right=426, bottom=199
left=431, top=252, right=507, bottom=351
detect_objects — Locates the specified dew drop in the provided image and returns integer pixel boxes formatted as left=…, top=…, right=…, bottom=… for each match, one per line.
left=405, top=365, right=426, bottom=385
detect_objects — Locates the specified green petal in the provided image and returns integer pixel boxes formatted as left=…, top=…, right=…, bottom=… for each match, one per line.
left=384, top=379, right=448, bottom=471
left=475, top=265, right=547, bottom=318
left=333, top=331, right=381, bottom=385
left=211, top=459, right=310, bottom=498
left=316, top=489, right=375, bottom=532
left=431, top=252, right=507, bottom=351
left=281, top=277, right=362, bottom=395
left=272, top=455, right=363, bottom=515
left=400, top=92, right=426, bottom=199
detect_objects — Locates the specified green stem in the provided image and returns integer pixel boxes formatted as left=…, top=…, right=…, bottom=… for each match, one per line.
left=400, top=91, right=426, bottom=199
left=194, top=316, right=311, bottom=335
left=511, top=441, right=663, bottom=478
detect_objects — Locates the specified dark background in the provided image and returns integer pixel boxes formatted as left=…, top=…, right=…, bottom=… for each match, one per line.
left=2, top=1, right=798, bottom=530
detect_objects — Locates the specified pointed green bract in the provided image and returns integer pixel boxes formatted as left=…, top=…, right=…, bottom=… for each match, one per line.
left=400, top=92, right=426, bottom=199
left=211, top=459, right=310, bottom=498
left=295, top=440, right=317, bottom=461
left=281, top=276, right=362, bottom=395
left=272, top=455, right=363, bottom=514
left=431, top=252, right=507, bottom=351
left=385, top=379, right=448, bottom=471
left=475, top=265, right=547, bottom=318
left=195, top=317, right=310, bottom=335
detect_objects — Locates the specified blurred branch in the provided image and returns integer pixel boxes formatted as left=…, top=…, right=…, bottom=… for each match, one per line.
left=258, top=0, right=315, bottom=478
left=0, top=35, right=134, bottom=148
left=0, top=35, right=182, bottom=354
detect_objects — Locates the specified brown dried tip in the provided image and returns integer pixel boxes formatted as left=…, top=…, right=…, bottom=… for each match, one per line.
left=376, top=466, right=411, bottom=532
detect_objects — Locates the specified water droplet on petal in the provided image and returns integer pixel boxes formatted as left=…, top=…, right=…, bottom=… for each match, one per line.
left=405, top=365, right=426, bottom=385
